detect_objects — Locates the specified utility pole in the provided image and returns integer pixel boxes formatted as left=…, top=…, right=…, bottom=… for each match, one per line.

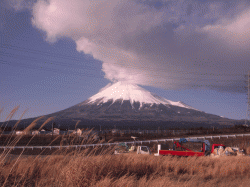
left=52, top=122, right=55, bottom=138
left=245, top=71, right=250, bottom=127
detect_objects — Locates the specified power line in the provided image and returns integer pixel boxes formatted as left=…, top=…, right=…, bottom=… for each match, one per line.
left=0, top=52, right=98, bottom=72
left=0, top=60, right=101, bottom=79
left=0, top=44, right=98, bottom=72
left=1, top=44, right=99, bottom=67
left=0, top=43, right=245, bottom=77
left=0, top=51, right=246, bottom=84
left=1, top=59, right=245, bottom=85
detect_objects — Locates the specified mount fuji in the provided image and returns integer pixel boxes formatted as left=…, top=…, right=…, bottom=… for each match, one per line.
left=36, top=81, right=234, bottom=129
left=86, top=82, right=197, bottom=110
left=7, top=82, right=235, bottom=130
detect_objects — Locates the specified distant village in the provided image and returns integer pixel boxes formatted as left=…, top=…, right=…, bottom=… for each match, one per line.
left=15, top=128, right=82, bottom=136
left=1, top=122, right=249, bottom=141
left=0, top=124, right=101, bottom=140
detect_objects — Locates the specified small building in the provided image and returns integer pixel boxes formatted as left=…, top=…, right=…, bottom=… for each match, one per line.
left=40, top=129, right=47, bottom=135
left=68, top=129, right=84, bottom=136
left=76, top=128, right=83, bottom=136
left=16, top=131, right=30, bottom=135
left=16, top=131, right=23, bottom=135
left=32, top=130, right=40, bottom=135
left=53, top=128, right=60, bottom=135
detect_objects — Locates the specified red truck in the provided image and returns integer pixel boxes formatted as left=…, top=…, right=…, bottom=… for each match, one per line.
left=154, top=138, right=225, bottom=157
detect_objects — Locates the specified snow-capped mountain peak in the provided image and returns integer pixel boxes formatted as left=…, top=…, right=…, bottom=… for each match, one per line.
left=87, top=82, right=196, bottom=110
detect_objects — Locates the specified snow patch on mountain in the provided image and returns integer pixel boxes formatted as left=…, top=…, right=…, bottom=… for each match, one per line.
left=86, top=82, right=197, bottom=110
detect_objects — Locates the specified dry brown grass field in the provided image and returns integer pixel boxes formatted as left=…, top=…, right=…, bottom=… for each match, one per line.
left=1, top=150, right=250, bottom=187
left=1, top=107, right=250, bottom=186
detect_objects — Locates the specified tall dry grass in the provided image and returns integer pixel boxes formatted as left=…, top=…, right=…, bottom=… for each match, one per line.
left=1, top=151, right=250, bottom=187
left=1, top=107, right=250, bottom=186
left=0, top=106, right=20, bottom=138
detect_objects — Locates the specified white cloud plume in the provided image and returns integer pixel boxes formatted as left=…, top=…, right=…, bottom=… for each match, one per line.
left=29, top=0, right=250, bottom=92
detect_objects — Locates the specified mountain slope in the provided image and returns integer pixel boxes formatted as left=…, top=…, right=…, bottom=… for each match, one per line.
left=47, top=82, right=225, bottom=122
left=4, top=82, right=236, bottom=129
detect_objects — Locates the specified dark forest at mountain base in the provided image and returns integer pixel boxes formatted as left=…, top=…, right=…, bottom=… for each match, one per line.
left=1, top=118, right=245, bottom=131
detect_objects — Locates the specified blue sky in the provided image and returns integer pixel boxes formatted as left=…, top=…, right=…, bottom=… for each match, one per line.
left=0, top=0, right=249, bottom=121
